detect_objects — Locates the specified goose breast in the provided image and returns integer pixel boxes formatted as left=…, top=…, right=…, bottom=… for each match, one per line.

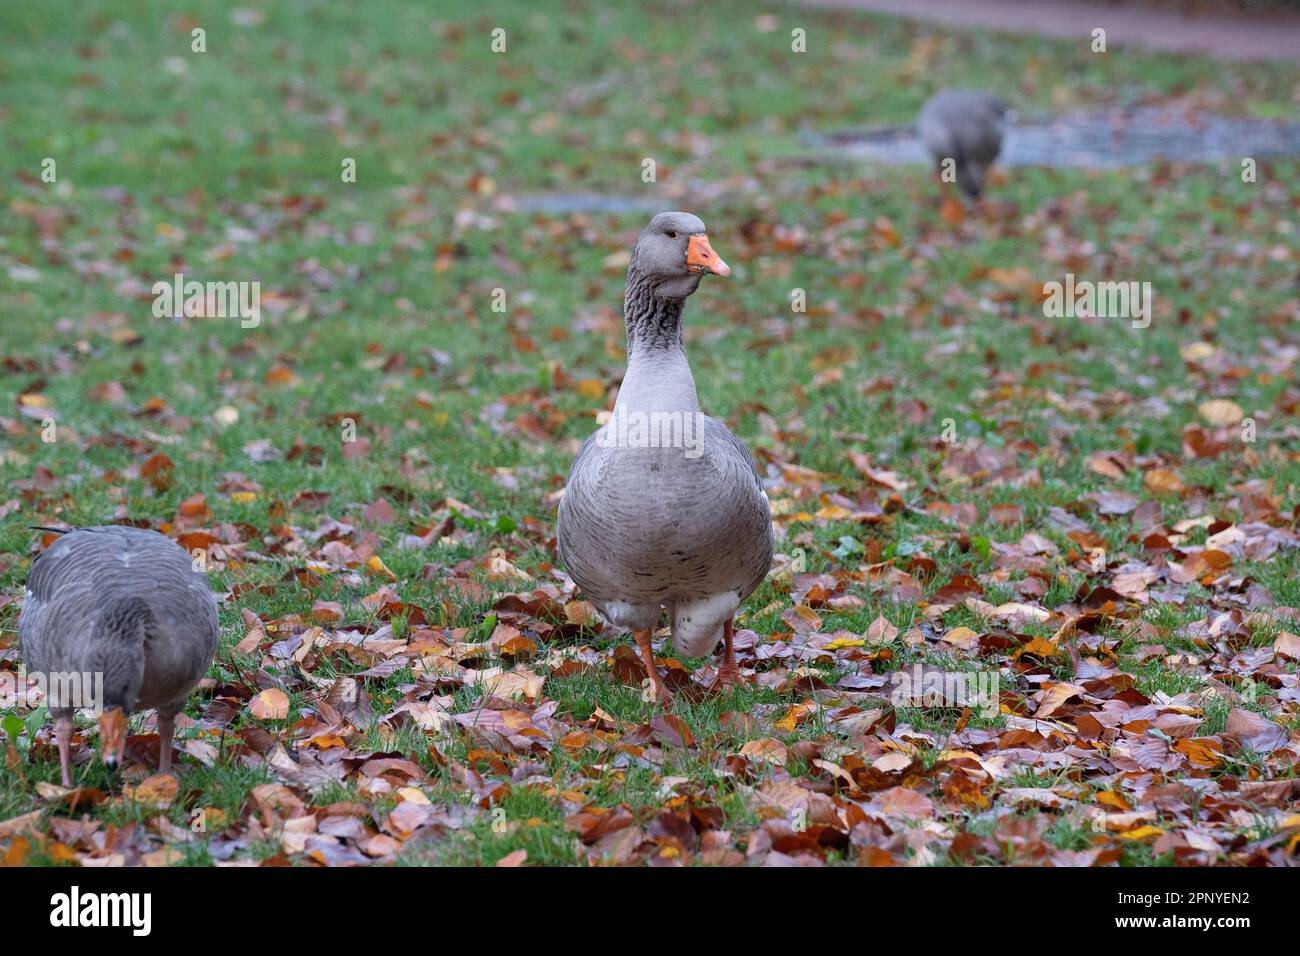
left=558, top=415, right=772, bottom=624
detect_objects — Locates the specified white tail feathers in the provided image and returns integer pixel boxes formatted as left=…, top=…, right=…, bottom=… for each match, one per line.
left=670, top=592, right=740, bottom=657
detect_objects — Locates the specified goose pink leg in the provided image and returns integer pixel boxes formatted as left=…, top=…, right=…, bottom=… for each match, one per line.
left=156, top=712, right=176, bottom=775
left=54, top=713, right=74, bottom=788
left=634, top=630, right=673, bottom=707
left=715, top=617, right=742, bottom=688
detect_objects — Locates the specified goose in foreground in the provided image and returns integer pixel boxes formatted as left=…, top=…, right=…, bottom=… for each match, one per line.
left=557, top=212, right=773, bottom=705
left=917, top=89, right=1012, bottom=199
left=20, top=526, right=219, bottom=786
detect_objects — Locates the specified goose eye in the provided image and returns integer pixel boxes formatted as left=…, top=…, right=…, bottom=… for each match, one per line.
left=665, top=231, right=678, bottom=239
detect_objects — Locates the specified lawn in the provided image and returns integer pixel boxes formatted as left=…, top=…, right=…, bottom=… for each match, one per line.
left=0, top=0, right=1297, bottom=867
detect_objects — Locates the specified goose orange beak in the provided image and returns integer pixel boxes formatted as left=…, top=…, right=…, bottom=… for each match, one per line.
left=98, top=708, right=127, bottom=769
left=686, top=234, right=731, bottom=277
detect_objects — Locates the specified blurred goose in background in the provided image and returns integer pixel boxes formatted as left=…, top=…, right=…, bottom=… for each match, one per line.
left=557, top=212, right=772, bottom=705
left=918, top=89, right=1012, bottom=199
left=20, top=526, right=219, bottom=786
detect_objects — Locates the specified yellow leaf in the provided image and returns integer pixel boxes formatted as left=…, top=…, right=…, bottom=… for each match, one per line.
left=815, top=505, right=851, bottom=521
left=1096, top=791, right=1131, bottom=811
left=1016, top=637, right=1060, bottom=659
left=366, top=555, right=397, bottom=581
left=1118, top=825, right=1164, bottom=840
left=774, top=702, right=815, bottom=732
left=823, top=637, right=865, bottom=651
left=48, top=842, right=78, bottom=864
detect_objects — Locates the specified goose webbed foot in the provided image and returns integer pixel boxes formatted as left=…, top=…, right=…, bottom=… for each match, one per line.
left=714, top=663, right=744, bottom=688
left=712, top=616, right=746, bottom=690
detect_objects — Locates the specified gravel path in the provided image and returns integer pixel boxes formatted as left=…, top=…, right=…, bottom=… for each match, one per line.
left=798, top=0, right=1300, bottom=61
left=805, top=105, right=1300, bottom=169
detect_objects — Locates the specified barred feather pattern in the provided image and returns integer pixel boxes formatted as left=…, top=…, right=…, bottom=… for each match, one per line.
left=19, top=526, right=219, bottom=717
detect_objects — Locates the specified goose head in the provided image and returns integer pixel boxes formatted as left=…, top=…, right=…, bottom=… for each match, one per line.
left=96, top=665, right=142, bottom=772
left=632, top=211, right=731, bottom=300
left=98, top=707, right=129, bottom=771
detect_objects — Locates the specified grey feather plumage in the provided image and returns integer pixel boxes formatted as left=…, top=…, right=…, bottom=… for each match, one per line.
left=559, top=416, right=772, bottom=654
left=918, top=89, right=1011, bottom=198
left=20, top=526, right=219, bottom=721
left=557, top=212, right=773, bottom=660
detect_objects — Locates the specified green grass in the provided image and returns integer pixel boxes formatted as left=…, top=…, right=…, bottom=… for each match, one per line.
left=0, top=0, right=1297, bottom=866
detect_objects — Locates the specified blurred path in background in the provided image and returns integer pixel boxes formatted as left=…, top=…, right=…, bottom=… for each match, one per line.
left=799, top=0, right=1300, bottom=61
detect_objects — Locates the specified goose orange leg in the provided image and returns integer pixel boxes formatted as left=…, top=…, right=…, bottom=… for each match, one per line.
left=634, top=630, right=673, bottom=706
left=156, top=711, right=176, bottom=776
left=716, top=617, right=742, bottom=688
left=54, top=713, right=74, bottom=788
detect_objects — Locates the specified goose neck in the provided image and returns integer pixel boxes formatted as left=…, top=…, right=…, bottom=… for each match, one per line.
left=623, top=265, right=686, bottom=355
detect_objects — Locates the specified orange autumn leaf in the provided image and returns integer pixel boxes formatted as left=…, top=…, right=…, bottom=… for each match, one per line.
left=1143, top=468, right=1184, bottom=494
left=1174, top=737, right=1224, bottom=768
left=939, top=197, right=965, bottom=225
left=249, top=688, right=291, bottom=720
left=140, top=452, right=175, bottom=491
left=774, top=702, right=816, bottom=732
left=1096, top=791, right=1132, bottom=812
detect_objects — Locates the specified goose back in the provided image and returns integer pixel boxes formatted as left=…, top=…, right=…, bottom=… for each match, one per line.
left=20, top=527, right=219, bottom=711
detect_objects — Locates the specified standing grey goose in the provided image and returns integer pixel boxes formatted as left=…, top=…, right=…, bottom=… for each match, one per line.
left=20, top=526, right=219, bottom=786
left=557, top=212, right=773, bottom=705
left=917, top=89, right=1012, bottom=199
